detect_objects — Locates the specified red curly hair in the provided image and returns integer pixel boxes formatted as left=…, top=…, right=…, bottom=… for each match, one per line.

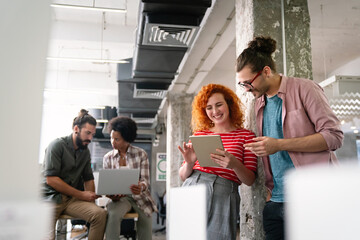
left=191, top=84, right=244, bottom=132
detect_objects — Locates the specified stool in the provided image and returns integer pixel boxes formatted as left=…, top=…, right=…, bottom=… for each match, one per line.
left=57, top=215, right=89, bottom=240
left=121, top=212, right=139, bottom=240
left=124, top=212, right=139, bottom=220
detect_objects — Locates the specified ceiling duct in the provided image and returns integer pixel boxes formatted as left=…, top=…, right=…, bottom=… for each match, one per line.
left=116, top=0, right=211, bottom=129
left=117, top=61, right=170, bottom=114
left=132, top=112, right=158, bottom=129
left=143, top=23, right=199, bottom=48
left=133, top=83, right=168, bottom=99
left=118, top=82, right=162, bottom=111
left=88, top=106, right=117, bottom=122
left=133, top=117, right=157, bottom=124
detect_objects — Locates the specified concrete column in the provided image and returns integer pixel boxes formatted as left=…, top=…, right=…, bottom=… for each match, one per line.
left=284, top=0, right=313, bottom=79
left=235, top=0, right=312, bottom=239
left=165, top=93, right=193, bottom=238
left=166, top=93, right=194, bottom=190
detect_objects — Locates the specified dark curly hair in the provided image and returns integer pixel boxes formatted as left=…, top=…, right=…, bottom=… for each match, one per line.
left=108, top=116, right=137, bottom=143
left=236, top=36, right=277, bottom=73
left=191, top=84, right=244, bottom=132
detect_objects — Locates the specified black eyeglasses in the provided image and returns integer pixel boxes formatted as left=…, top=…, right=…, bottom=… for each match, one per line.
left=238, top=71, right=262, bottom=89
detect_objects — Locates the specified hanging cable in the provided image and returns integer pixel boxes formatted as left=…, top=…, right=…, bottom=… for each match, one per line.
left=101, top=12, right=106, bottom=60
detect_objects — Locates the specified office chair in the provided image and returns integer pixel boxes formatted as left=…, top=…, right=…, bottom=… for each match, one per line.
left=155, top=192, right=166, bottom=232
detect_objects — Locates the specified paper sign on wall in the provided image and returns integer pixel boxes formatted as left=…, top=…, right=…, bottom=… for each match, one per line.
left=156, top=153, right=166, bottom=181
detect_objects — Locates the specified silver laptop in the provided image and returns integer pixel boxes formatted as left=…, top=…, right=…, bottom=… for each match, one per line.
left=95, top=168, right=140, bottom=195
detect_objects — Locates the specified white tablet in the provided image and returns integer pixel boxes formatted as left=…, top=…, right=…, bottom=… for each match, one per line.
left=95, top=168, right=140, bottom=195
left=189, top=135, right=224, bottom=167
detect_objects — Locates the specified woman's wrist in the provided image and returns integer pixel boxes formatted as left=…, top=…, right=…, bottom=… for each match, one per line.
left=140, top=182, right=146, bottom=192
left=185, top=161, right=195, bottom=170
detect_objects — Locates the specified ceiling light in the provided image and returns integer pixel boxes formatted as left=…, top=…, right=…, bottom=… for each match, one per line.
left=50, top=3, right=126, bottom=13
left=354, top=130, right=359, bottom=134
left=351, top=126, right=357, bottom=129
left=47, top=57, right=128, bottom=64
left=96, top=119, right=109, bottom=123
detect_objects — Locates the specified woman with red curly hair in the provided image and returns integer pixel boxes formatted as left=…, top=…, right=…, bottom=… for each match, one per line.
left=178, top=84, right=257, bottom=240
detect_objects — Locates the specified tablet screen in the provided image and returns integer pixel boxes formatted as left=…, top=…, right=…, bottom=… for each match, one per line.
left=189, top=135, right=224, bottom=167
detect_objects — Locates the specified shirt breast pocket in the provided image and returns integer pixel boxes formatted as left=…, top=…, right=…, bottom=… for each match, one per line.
left=285, top=108, right=315, bottom=137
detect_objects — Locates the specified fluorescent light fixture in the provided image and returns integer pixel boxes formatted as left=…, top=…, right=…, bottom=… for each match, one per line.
left=47, top=57, right=128, bottom=64
left=96, top=119, right=109, bottom=123
left=50, top=3, right=126, bottom=13
left=354, top=130, right=359, bottom=134
left=351, top=126, right=357, bottom=129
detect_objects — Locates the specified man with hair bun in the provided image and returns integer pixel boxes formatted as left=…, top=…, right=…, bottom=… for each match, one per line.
left=42, top=109, right=107, bottom=240
left=236, top=36, right=343, bottom=240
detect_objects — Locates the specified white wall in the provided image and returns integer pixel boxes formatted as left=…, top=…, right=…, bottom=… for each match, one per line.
left=329, top=56, right=360, bottom=77
left=39, top=8, right=136, bottom=162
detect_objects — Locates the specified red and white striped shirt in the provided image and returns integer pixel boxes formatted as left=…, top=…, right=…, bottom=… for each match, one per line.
left=188, top=128, right=257, bottom=184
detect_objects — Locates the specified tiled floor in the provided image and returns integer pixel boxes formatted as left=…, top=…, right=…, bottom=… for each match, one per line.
left=55, top=226, right=166, bottom=240
left=151, top=230, right=166, bottom=240
left=56, top=232, right=166, bottom=240
left=56, top=225, right=245, bottom=239
left=55, top=222, right=243, bottom=240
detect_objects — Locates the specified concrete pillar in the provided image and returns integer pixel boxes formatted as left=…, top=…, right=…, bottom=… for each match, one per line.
left=235, top=0, right=312, bottom=239
left=166, top=93, right=194, bottom=189
left=284, top=0, right=313, bottom=79
left=165, top=93, right=194, bottom=239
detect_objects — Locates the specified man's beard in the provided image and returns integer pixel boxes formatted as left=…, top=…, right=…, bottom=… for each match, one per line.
left=75, top=134, right=91, bottom=150
left=250, top=85, right=269, bottom=98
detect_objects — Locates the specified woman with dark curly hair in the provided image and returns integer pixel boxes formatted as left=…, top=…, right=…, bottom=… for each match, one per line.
left=103, top=116, right=157, bottom=240
left=178, top=84, right=257, bottom=240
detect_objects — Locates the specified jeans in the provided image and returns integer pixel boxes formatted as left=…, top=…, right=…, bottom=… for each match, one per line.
left=263, top=201, right=285, bottom=240
left=106, top=196, right=152, bottom=240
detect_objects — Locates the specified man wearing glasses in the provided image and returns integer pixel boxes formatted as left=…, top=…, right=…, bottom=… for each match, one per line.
left=235, top=36, right=343, bottom=240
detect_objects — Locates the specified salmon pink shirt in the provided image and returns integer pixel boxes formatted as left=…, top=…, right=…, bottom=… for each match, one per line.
left=255, top=75, right=343, bottom=191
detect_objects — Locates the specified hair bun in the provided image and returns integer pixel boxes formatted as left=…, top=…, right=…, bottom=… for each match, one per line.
left=78, top=109, right=89, bottom=118
left=248, top=36, right=276, bottom=55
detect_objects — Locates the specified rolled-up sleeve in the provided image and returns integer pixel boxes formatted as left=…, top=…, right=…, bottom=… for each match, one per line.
left=302, top=82, right=344, bottom=151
